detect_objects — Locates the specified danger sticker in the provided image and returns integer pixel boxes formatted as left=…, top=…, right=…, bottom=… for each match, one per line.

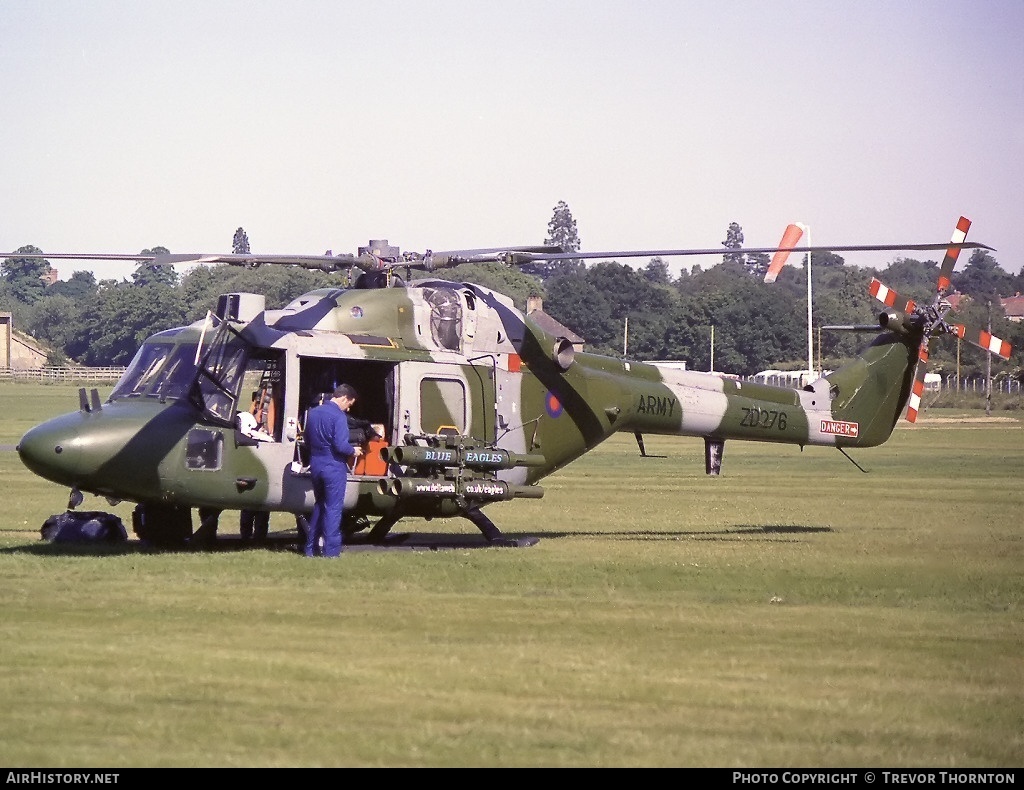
left=821, top=419, right=859, bottom=437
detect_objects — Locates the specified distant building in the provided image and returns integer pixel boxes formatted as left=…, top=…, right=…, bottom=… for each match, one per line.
left=948, top=291, right=1024, bottom=323
left=1, top=313, right=50, bottom=369
left=945, top=291, right=966, bottom=311
left=525, top=296, right=585, bottom=351
left=1001, top=293, right=1024, bottom=323
left=41, top=267, right=59, bottom=286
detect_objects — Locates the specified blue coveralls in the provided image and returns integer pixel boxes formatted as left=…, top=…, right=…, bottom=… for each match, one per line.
left=304, top=400, right=356, bottom=557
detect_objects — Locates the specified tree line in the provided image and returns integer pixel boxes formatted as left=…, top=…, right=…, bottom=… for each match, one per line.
left=2, top=206, right=1023, bottom=383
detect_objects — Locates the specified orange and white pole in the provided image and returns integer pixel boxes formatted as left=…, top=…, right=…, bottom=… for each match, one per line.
left=765, top=222, right=813, bottom=378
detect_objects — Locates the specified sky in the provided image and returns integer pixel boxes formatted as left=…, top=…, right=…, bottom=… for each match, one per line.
left=1, top=0, right=1022, bottom=284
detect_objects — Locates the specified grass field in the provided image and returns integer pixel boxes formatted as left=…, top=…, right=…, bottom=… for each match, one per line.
left=1, top=383, right=1022, bottom=767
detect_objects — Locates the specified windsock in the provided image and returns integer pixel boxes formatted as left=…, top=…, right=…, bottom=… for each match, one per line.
left=764, top=223, right=804, bottom=283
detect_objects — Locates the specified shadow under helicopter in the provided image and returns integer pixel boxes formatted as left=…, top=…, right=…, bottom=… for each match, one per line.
left=6, top=522, right=833, bottom=557
left=3, top=531, right=535, bottom=556
left=539, top=525, right=834, bottom=542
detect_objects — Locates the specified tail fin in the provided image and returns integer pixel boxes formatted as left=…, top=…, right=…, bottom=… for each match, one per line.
left=824, top=217, right=1011, bottom=440
left=824, top=316, right=923, bottom=447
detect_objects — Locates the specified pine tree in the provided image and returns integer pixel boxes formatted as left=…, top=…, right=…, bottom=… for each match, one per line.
left=232, top=227, right=251, bottom=255
left=546, top=200, right=580, bottom=256
left=522, top=200, right=581, bottom=280
left=722, top=222, right=745, bottom=269
left=722, top=222, right=769, bottom=277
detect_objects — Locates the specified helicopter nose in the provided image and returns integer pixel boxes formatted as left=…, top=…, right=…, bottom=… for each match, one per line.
left=17, top=415, right=87, bottom=487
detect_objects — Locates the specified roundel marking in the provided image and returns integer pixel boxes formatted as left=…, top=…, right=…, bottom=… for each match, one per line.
left=545, top=391, right=563, bottom=418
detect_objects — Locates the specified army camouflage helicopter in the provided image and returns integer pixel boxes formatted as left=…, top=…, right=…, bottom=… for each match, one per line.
left=9, top=219, right=1012, bottom=549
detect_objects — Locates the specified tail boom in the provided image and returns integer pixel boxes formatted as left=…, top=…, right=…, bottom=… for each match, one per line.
left=611, top=330, right=919, bottom=450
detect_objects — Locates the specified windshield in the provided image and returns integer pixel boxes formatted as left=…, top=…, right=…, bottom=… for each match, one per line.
left=110, top=341, right=200, bottom=401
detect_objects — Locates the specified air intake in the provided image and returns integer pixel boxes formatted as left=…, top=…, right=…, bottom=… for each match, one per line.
left=215, top=293, right=265, bottom=322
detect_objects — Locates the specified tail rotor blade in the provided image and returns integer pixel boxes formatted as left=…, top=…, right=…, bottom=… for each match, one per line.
left=859, top=218, right=1011, bottom=425
left=905, top=342, right=931, bottom=423
left=976, top=329, right=1013, bottom=360
left=937, top=216, right=971, bottom=296
left=944, top=322, right=1013, bottom=359
left=869, top=278, right=917, bottom=313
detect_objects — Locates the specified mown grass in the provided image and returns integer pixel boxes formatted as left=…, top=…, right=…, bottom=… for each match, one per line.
left=1, top=383, right=1022, bottom=767
left=928, top=390, right=1023, bottom=412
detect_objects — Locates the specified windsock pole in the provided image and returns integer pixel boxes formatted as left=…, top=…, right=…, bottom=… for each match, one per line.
left=803, top=224, right=812, bottom=376
left=764, top=222, right=815, bottom=378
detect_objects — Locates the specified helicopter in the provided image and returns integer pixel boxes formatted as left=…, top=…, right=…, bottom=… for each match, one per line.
left=9, top=219, right=1013, bottom=549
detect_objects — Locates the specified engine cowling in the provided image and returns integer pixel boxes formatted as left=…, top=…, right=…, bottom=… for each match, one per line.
left=878, top=309, right=925, bottom=336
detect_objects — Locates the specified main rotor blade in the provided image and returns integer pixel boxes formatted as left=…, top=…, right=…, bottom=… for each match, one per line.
left=0, top=246, right=567, bottom=272
left=1, top=240, right=995, bottom=268
left=151, top=253, right=359, bottom=270
left=821, top=324, right=884, bottom=332
left=0, top=252, right=159, bottom=261
left=435, top=245, right=564, bottom=257
left=497, top=241, right=995, bottom=264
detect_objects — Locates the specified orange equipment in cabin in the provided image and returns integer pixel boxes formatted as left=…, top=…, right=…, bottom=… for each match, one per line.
left=249, top=381, right=277, bottom=438
left=353, top=436, right=388, bottom=475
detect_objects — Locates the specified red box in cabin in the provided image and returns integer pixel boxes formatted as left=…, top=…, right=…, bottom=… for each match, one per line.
left=353, top=439, right=388, bottom=476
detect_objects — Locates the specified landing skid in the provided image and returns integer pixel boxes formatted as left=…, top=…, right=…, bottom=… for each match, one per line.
left=131, top=506, right=538, bottom=551
left=460, top=503, right=532, bottom=548
left=300, top=509, right=539, bottom=551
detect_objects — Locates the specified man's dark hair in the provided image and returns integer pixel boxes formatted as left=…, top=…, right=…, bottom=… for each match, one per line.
left=333, top=383, right=358, bottom=401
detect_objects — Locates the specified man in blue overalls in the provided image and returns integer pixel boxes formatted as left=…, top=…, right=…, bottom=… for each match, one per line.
left=304, top=384, right=362, bottom=557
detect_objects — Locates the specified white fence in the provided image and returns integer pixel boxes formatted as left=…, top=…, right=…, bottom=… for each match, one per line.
left=750, top=370, right=831, bottom=388
left=746, top=370, right=1022, bottom=395
left=0, top=367, right=126, bottom=383
left=941, top=376, right=1023, bottom=395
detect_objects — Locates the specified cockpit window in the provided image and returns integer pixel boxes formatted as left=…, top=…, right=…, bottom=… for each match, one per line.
left=153, top=345, right=202, bottom=401
left=190, top=319, right=250, bottom=425
left=110, top=342, right=200, bottom=401
left=424, top=287, right=462, bottom=351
